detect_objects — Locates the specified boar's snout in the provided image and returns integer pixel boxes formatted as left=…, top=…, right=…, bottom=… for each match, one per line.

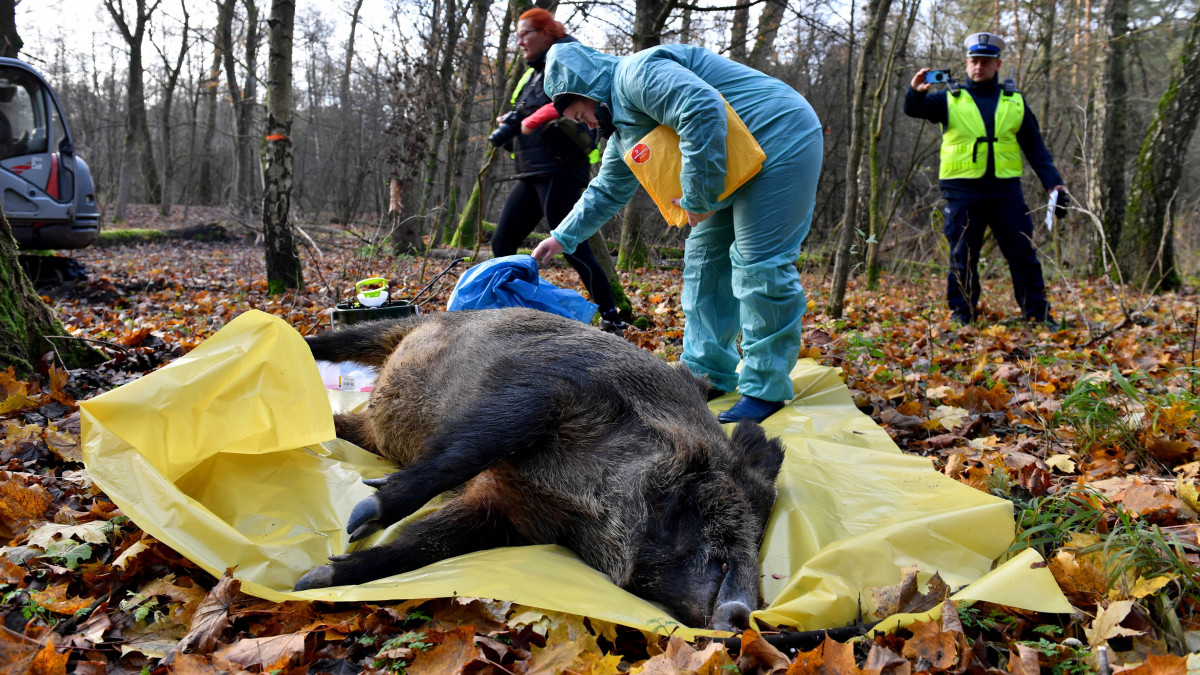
left=711, top=600, right=752, bottom=632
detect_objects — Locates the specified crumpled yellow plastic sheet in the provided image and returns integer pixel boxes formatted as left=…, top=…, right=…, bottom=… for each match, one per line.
left=81, top=310, right=1071, bottom=639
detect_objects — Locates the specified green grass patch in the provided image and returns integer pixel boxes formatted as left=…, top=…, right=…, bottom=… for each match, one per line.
left=98, top=229, right=167, bottom=246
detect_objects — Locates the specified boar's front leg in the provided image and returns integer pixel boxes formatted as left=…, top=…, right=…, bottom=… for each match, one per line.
left=342, top=390, right=564, bottom=542
left=294, top=491, right=523, bottom=590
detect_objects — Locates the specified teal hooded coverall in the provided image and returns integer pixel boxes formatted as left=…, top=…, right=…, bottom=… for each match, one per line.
left=543, top=42, right=823, bottom=403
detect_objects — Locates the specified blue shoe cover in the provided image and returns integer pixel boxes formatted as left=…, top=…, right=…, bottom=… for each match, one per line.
left=717, top=395, right=785, bottom=424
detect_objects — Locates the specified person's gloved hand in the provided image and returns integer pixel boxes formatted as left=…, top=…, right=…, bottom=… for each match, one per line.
left=1053, top=187, right=1069, bottom=219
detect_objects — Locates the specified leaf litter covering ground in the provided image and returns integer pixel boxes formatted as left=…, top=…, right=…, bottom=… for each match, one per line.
left=2, top=221, right=1200, bottom=673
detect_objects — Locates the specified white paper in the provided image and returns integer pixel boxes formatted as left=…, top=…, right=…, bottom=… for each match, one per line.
left=1045, top=190, right=1059, bottom=231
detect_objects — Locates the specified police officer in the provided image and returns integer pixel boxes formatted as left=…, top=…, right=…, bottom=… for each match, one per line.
left=905, top=32, right=1067, bottom=326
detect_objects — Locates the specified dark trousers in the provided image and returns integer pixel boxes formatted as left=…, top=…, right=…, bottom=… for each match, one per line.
left=493, top=175, right=617, bottom=315
left=943, top=196, right=1050, bottom=321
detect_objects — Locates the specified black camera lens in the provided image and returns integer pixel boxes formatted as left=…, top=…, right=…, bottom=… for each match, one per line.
left=488, top=124, right=519, bottom=147
left=488, top=112, right=520, bottom=147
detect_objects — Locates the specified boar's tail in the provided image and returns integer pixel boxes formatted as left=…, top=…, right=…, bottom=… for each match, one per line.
left=305, top=317, right=423, bottom=368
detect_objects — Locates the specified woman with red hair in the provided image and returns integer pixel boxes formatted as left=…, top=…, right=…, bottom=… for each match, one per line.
left=488, top=9, right=624, bottom=334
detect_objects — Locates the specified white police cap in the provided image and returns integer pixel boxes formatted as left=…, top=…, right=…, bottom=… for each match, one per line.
left=965, top=32, right=1005, bottom=58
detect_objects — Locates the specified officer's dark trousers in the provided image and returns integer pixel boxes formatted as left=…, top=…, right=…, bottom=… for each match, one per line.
left=943, top=196, right=1050, bottom=321
left=493, top=174, right=617, bottom=315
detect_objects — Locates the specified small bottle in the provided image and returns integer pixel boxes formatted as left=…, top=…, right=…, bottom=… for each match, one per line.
left=316, top=361, right=377, bottom=392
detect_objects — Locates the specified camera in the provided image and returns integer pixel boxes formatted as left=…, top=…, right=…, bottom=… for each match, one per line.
left=488, top=112, right=521, bottom=147
left=924, top=69, right=951, bottom=84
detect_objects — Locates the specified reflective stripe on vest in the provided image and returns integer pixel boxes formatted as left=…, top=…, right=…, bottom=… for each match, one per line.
left=940, top=90, right=1025, bottom=179
left=511, top=67, right=534, bottom=104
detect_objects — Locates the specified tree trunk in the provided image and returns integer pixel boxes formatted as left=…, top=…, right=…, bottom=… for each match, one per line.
left=390, top=177, right=422, bottom=255
left=0, top=0, right=21, bottom=57
left=747, top=0, right=786, bottom=69
left=729, top=6, right=749, bottom=64
left=216, top=0, right=242, bottom=211
left=1034, top=0, right=1057, bottom=125
left=617, top=0, right=669, bottom=271
left=262, top=0, right=302, bottom=294
left=1119, top=3, right=1200, bottom=292
left=242, top=0, right=262, bottom=212
left=340, top=0, right=364, bottom=110
left=449, top=0, right=525, bottom=250
left=219, top=0, right=261, bottom=216
left=866, top=0, right=917, bottom=288
left=197, top=44, right=222, bottom=205
left=181, top=44, right=204, bottom=216
left=1087, top=0, right=1129, bottom=274
left=439, top=0, right=490, bottom=244
left=617, top=190, right=654, bottom=270
left=0, top=209, right=101, bottom=376
left=826, top=0, right=895, bottom=317
left=156, top=3, right=190, bottom=216
left=105, top=0, right=164, bottom=218
left=419, top=0, right=460, bottom=246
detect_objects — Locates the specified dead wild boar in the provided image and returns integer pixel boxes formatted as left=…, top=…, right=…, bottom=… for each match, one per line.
left=293, top=308, right=784, bottom=631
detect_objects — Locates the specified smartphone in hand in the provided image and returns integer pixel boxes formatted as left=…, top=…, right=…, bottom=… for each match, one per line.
left=924, top=69, right=951, bottom=84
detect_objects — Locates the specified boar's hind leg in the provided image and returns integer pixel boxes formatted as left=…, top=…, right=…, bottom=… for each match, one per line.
left=332, top=411, right=379, bottom=455
left=305, top=318, right=420, bottom=368
left=343, top=390, right=563, bottom=542
left=293, top=495, right=522, bottom=590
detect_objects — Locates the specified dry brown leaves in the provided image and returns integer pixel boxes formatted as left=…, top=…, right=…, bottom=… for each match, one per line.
left=3, top=224, right=1199, bottom=671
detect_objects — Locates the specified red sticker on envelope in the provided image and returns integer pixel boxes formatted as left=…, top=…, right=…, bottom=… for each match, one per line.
left=630, top=143, right=651, bottom=164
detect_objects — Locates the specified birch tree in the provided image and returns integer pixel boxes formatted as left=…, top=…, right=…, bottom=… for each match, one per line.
left=262, top=0, right=303, bottom=293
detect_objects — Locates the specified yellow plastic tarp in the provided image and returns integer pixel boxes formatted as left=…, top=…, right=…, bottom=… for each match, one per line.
left=81, top=311, right=1071, bottom=639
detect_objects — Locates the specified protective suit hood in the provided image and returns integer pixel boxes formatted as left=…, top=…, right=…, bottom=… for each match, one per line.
left=544, top=42, right=619, bottom=109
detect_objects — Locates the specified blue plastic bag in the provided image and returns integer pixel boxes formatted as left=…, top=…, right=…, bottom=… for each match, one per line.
left=446, top=255, right=597, bottom=323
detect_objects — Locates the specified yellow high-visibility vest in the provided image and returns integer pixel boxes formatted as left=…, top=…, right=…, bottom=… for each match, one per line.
left=940, top=90, right=1025, bottom=179
left=511, top=67, right=600, bottom=164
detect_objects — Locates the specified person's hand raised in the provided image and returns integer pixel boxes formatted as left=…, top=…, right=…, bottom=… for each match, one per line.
left=911, top=68, right=932, bottom=94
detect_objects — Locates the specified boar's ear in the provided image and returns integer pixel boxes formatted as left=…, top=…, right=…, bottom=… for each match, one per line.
left=727, top=421, right=785, bottom=526
left=730, top=421, right=785, bottom=480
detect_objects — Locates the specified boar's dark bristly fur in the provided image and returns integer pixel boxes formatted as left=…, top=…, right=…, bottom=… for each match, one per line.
left=293, top=308, right=785, bottom=632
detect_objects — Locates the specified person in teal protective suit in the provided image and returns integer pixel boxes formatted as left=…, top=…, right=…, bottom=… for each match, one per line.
left=530, top=42, right=823, bottom=424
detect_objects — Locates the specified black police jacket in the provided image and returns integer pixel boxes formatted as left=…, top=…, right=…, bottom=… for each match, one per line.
left=508, top=35, right=596, bottom=181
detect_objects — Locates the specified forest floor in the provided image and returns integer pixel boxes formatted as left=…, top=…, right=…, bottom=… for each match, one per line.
left=2, top=210, right=1199, bottom=674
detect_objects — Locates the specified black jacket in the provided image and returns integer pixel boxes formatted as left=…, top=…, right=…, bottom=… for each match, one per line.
left=904, top=75, right=1063, bottom=201
left=508, top=35, right=596, bottom=181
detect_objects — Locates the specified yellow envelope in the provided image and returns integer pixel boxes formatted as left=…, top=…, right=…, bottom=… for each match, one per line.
left=81, top=311, right=1071, bottom=639
left=622, top=97, right=766, bottom=227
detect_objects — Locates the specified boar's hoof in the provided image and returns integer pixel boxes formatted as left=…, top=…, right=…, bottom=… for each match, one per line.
left=362, top=476, right=389, bottom=488
left=293, top=564, right=336, bottom=591
left=347, top=494, right=384, bottom=542
left=711, top=601, right=752, bottom=633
